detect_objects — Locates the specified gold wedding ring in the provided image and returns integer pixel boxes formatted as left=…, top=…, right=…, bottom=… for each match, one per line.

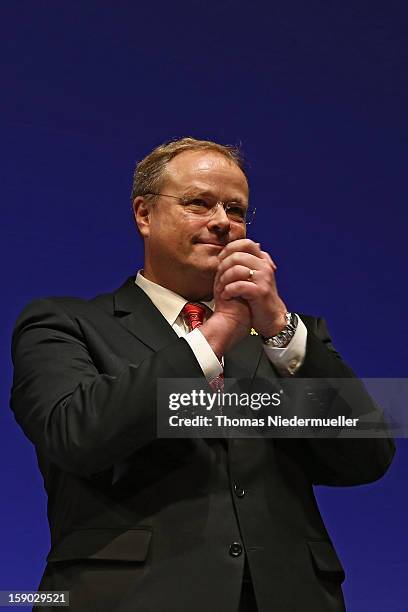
left=248, top=268, right=255, bottom=281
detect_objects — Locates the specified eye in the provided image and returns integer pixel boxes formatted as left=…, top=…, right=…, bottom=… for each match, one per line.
left=226, top=203, right=246, bottom=220
left=184, top=198, right=210, bottom=209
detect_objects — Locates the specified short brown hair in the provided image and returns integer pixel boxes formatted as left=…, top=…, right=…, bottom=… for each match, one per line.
left=131, top=136, right=247, bottom=202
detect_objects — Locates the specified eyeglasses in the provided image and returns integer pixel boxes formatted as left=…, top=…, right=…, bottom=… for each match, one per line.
left=143, top=192, right=256, bottom=225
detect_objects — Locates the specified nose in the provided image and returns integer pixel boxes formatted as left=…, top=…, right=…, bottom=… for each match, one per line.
left=207, top=202, right=231, bottom=232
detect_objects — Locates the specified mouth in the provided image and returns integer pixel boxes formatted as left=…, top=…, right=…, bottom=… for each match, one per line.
left=195, top=242, right=225, bottom=249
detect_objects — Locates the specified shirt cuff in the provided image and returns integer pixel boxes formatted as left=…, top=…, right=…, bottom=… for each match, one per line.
left=263, top=315, right=307, bottom=375
left=183, top=328, right=223, bottom=381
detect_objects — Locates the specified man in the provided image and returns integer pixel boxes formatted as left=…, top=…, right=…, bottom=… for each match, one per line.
left=10, top=137, right=394, bottom=611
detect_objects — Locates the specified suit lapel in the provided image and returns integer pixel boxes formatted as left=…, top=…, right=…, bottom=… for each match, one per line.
left=112, top=276, right=179, bottom=351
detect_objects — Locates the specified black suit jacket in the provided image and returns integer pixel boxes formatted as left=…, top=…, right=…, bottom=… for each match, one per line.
left=10, top=276, right=395, bottom=612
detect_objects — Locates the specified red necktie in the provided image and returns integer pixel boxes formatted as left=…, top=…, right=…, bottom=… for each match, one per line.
left=182, top=302, right=206, bottom=330
left=182, top=303, right=224, bottom=391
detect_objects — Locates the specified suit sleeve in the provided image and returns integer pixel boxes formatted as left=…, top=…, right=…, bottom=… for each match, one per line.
left=10, top=298, right=205, bottom=478
left=285, top=316, right=396, bottom=486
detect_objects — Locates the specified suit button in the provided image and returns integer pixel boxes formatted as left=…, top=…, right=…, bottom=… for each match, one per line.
left=229, top=542, right=243, bottom=557
left=234, top=485, right=245, bottom=498
left=288, top=357, right=300, bottom=373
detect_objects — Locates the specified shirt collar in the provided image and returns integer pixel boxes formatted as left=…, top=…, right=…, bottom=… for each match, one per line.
left=135, top=271, right=214, bottom=326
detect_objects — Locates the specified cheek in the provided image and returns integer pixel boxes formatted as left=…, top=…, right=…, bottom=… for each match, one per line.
left=165, top=226, right=195, bottom=256
left=231, top=225, right=247, bottom=241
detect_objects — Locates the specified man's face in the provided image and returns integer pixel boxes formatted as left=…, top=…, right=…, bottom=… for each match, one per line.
left=136, top=149, right=249, bottom=299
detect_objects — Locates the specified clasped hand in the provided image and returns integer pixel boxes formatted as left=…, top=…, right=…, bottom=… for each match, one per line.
left=214, top=239, right=287, bottom=338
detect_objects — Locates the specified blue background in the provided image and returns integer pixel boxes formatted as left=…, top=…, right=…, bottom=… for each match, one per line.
left=1, top=1, right=407, bottom=609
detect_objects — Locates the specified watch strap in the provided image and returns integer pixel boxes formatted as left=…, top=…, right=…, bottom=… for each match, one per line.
left=261, top=312, right=298, bottom=348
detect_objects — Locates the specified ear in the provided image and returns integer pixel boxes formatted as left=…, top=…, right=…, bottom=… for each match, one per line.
left=132, top=196, right=151, bottom=237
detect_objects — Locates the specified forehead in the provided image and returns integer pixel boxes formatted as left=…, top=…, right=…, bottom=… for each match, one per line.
left=162, top=150, right=249, bottom=196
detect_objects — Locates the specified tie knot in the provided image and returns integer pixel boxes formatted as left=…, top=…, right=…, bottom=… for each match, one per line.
left=182, top=302, right=207, bottom=330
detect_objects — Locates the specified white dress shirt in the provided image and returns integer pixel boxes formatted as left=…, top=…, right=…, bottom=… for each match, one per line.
left=135, top=271, right=307, bottom=378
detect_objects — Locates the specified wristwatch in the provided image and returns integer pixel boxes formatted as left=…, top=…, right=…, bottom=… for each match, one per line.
left=261, top=312, right=298, bottom=348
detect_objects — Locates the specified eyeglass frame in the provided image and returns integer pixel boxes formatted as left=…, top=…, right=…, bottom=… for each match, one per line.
left=141, top=192, right=256, bottom=226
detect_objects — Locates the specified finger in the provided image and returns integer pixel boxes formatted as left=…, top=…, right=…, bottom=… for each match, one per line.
left=218, top=239, right=262, bottom=261
left=221, top=280, right=260, bottom=301
left=213, top=272, right=223, bottom=298
left=218, top=264, right=257, bottom=288
left=260, top=251, right=277, bottom=271
left=217, top=251, right=265, bottom=276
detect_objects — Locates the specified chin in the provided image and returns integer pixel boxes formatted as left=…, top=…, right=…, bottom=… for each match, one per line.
left=185, top=261, right=215, bottom=290
left=195, top=260, right=218, bottom=276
